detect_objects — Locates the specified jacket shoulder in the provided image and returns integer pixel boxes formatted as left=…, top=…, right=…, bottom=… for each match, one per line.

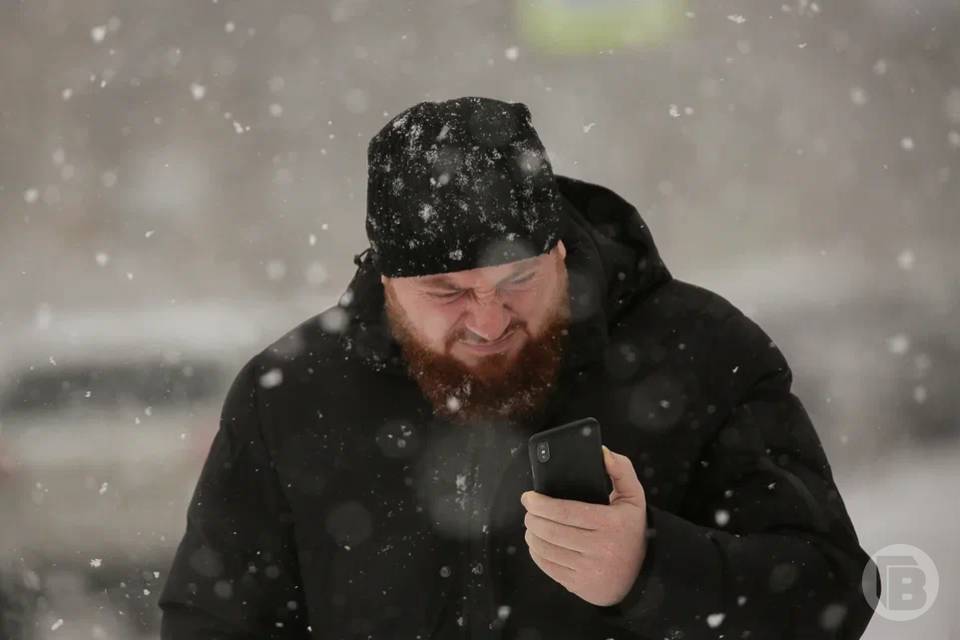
left=256, top=305, right=354, bottom=373
left=617, top=277, right=790, bottom=386
left=627, top=277, right=742, bottom=326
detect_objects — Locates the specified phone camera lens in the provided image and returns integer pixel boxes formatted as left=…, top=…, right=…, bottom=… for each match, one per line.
left=536, top=441, right=550, bottom=463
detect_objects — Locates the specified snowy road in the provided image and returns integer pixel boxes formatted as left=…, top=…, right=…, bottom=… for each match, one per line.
left=839, top=440, right=960, bottom=639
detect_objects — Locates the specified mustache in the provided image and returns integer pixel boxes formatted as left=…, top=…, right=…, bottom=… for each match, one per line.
left=448, top=321, right=526, bottom=347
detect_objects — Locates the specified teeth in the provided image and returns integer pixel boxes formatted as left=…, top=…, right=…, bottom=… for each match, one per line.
left=466, top=333, right=513, bottom=348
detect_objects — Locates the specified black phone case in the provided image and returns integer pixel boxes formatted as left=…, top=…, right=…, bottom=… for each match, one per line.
left=528, top=417, right=612, bottom=505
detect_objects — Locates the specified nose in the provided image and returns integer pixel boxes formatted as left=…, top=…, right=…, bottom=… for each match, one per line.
left=463, top=295, right=513, bottom=343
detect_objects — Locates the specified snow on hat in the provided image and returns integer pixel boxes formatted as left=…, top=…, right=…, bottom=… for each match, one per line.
left=365, top=96, right=564, bottom=278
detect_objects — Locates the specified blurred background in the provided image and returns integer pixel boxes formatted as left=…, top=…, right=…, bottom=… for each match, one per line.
left=1, top=0, right=958, bottom=637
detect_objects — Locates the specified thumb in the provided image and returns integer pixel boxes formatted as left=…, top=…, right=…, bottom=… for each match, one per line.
left=602, top=445, right=645, bottom=505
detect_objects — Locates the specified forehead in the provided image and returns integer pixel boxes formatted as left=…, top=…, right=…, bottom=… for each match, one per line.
left=410, top=253, right=545, bottom=288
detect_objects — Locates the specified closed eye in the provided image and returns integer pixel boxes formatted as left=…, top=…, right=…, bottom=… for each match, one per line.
left=508, top=273, right=536, bottom=286
left=428, top=290, right=463, bottom=300
left=425, top=272, right=537, bottom=300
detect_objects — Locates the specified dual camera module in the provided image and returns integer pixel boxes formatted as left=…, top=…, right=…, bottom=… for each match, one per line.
left=535, top=440, right=550, bottom=463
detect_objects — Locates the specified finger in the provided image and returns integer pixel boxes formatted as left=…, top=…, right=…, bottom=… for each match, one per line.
left=528, top=546, right=575, bottom=589
left=524, top=529, right=582, bottom=571
left=524, top=512, right=593, bottom=553
left=521, top=491, right=606, bottom=530
left=602, top=445, right=644, bottom=502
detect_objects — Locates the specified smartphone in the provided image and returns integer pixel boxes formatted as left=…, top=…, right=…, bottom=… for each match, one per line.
left=528, top=417, right=612, bottom=505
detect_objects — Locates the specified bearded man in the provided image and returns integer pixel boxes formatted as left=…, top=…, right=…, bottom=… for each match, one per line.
left=160, top=96, right=879, bottom=639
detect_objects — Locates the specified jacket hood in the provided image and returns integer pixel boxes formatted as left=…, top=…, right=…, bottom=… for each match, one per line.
left=336, top=174, right=672, bottom=376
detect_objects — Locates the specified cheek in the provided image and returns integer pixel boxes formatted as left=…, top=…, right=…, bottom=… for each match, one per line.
left=508, top=290, right=552, bottom=328
left=391, top=288, right=455, bottom=348
left=422, top=306, right=461, bottom=344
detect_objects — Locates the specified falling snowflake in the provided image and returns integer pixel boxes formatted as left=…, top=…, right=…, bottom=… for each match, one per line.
left=887, top=333, right=910, bottom=355
left=266, top=260, right=286, bottom=280
left=896, top=249, right=915, bottom=270
left=913, top=385, right=927, bottom=404
left=707, top=612, right=725, bottom=628
left=259, top=368, right=283, bottom=388
left=727, top=14, right=746, bottom=24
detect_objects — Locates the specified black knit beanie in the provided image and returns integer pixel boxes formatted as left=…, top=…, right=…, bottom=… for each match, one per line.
left=364, top=96, right=564, bottom=278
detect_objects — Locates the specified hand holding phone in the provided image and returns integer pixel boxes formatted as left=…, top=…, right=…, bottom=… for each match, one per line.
left=522, top=430, right=650, bottom=608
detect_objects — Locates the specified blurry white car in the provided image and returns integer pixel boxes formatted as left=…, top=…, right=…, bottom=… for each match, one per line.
left=0, top=301, right=318, bottom=638
left=690, top=252, right=960, bottom=465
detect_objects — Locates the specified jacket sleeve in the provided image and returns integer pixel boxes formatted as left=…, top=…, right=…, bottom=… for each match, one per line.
left=595, top=308, right=881, bottom=639
left=158, top=356, right=309, bottom=639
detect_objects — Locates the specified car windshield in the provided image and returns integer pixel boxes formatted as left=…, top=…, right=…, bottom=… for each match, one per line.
left=0, top=360, right=226, bottom=419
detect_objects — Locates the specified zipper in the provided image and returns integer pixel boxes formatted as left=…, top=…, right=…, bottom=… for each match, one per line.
left=466, top=425, right=504, bottom=640
left=463, top=425, right=487, bottom=640
left=461, top=428, right=473, bottom=640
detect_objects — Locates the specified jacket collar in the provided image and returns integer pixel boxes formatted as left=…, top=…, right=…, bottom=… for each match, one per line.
left=337, top=175, right=671, bottom=377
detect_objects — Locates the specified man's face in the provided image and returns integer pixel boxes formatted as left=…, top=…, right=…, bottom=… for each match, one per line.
left=382, top=240, right=570, bottom=424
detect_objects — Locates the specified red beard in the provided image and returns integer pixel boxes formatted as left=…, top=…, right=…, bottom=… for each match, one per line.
left=384, top=275, right=570, bottom=427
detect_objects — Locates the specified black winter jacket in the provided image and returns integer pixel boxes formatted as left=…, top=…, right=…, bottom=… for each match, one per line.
left=159, top=175, right=880, bottom=639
